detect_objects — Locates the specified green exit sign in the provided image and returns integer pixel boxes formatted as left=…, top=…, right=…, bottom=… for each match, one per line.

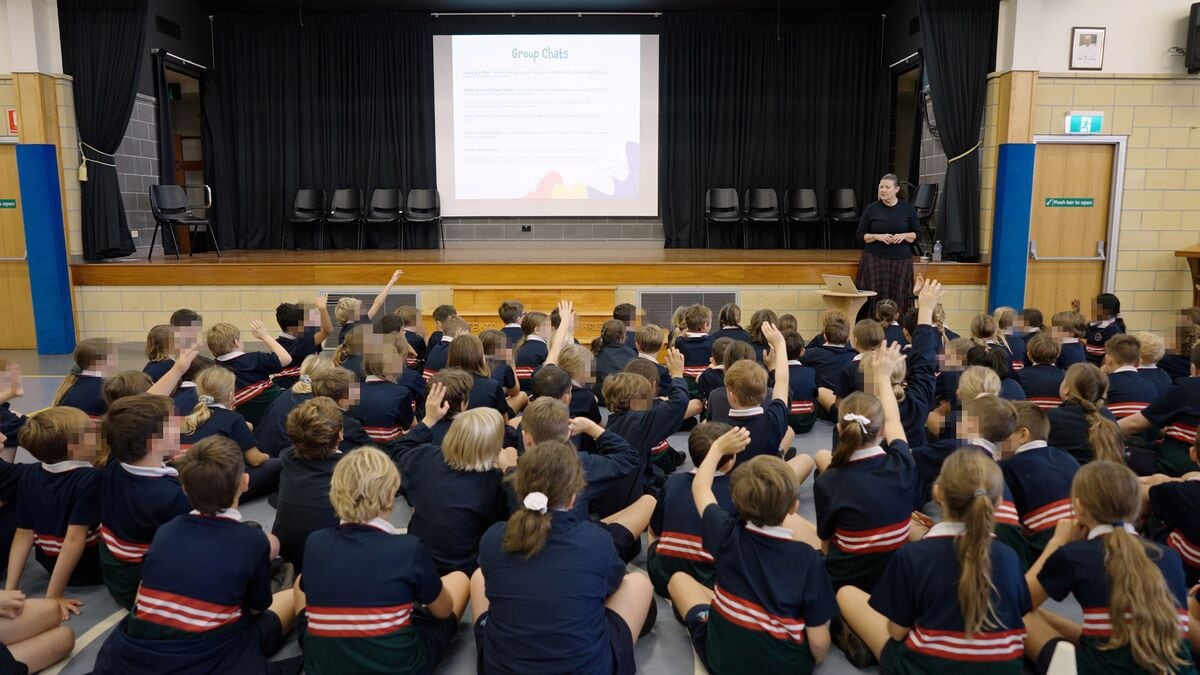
left=1065, top=111, right=1103, bottom=134
left=1045, top=197, right=1094, bottom=208
left=0, top=199, right=15, bottom=209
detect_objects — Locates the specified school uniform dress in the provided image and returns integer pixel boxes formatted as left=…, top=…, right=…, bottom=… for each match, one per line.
left=1018, top=364, right=1066, bottom=410
left=728, top=398, right=789, bottom=460
left=999, top=441, right=1079, bottom=556
left=646, top=471, right=736, bottom=597
left=215, top=350, right=285, bottom=426
left=1140, top=365, right=1175, bottom=398
left=814, top=442, right=919, bottom=590
left=422, top=337, right=454, bottom=381
left=869, top=521, right=1030, bottom=674
left=476, top=510, right=636, bottom=675
left=1046, top=401, right=1118, bottom=465
left=353, top=376, right=415, bottom=446
left=676, top=332, right=715, bottom=398
left=684, top=505, right=836, bottom=674
left=403, top=329, right=427, bottom=370
left=469, top=373, right=512, bottom=418
left=594, top=344, right=636, bottom=406
left=602, top=377, right=689, bottom=512
left=180, top=405, right=281, bottom=501
left=1159, top=353, right=1192, bottom=383
left=782, top=361, right=818, bottom=434
left=99, top=463, right=191, bottom=608
left=172, top=382, right=198, bottom=417
left=59, top=371, right=107, bottom=418
left=16, top=460, right=102, bottom=586
left=143, top=360, right=174, bottom=382
left=884, top=323, right=908, bottom=348
left=300, top=519, right=456, bottom=675
left=1085, top=319, right=1123, bottom=364
left=801, top=343, right=856, bottom=394
left=1036, top=524, right=1196, bottom=674
left=1150, top=478, right=1200, bottom=585
left=500, top=324, right=524, bottom=348
left=1141, top=377, right=1200, bottom=476
left=93, top=509, right=284, bottom=675
left=273, top=328, right=323, bottom=388
left=1055, top=339, right=1087, bottom=370
left=272, top=448, right=342, bottom=572
left=514, top=336, right=548, bottom=392
left=254, top=389, right=313, bottom=457
left=392, top=424, right=509, bottom=574
left=1106, top=366, right=1159, bottom=419
left=711, top=326, right=753, bottom=345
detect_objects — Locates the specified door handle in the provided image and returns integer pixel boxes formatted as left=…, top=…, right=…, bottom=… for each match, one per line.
left=1029, top=240, right=1106, bottom=262
left=0, top=250, right=27, bottom=262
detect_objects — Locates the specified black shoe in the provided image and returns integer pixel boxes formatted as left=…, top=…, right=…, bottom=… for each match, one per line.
left=639, top=598, right=658, bottom=638
left=270, top=559, right=295, bottom=594
left=830, top=615, right=877, bottom=668
left=670, top=449, right=687, bottom=468
left=243, top=520, right=264, bottom=531
left=781, top=446, right=798, bottom=461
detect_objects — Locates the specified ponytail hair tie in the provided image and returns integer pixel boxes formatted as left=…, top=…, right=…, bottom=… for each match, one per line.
left=973, top=488, right=988, bottom=498
left=974, top=392, right=994, bottom=400
left=841, top=413, right=871, bottom=435
left=69, top=365, right=83, bottom=376
left=1110, top=520, right=1125, bottom=528
left=299, top=374, right=312, bottom=385
left=198, top=395, right=215, bottom=405
left=523, top=491, right=549, bottom=514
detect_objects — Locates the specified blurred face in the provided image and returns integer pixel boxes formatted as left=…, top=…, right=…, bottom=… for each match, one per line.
left=154, top=417, right=182, bottom=461
left=69, top=422, right=101, bottom=462
left=174, top=322, right=203, bottom=351
left=878, top=179, right=899, bottom=202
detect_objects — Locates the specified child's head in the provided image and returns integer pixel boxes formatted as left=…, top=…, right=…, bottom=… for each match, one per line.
left=671, top=306, right=688, bottom=331
left=993, top=306, right=1016, bottom=332
left=613, top=303, right=637, bottom=326
left=334, top=297, right=362, bottom=325
left=1051, top=310, right=1086, bottom=339
left=479, top=329, right=508, bottom=356
left=944, top=337, right=976, bottom=370
left=448, top=334, right=489, bottom=377
left=275, top=302, right=305, bottom=333
left=441, top=316, right=470, bottom=340
left=521, top=397, right=571, bottom=445
left=1009, top=401, right=1050, bottom=448
left=957, top=365, right=1001, bottom=401
left=966, top=345, right=1010, bottom=380
left=1061, top=363, right=1125, bottom=464
left=432, top=304, right=457, bottom=327
left=294, top=355, right=335, bottom=395
left=722, top=341, right=756, bottom=370
left=444, top=408, right=504, bottom=472
left=970, top=314, right=998, bottom=342
left=1132, top=331, right=1165, bottom=366
left=549, top=307, right=564, bottom=330
left=521, top=312, right=550, bottom=340
left=1095, top=292, right=1121, bottom=320
left=312, top=367, right=358, bottom=407
left=781, top=330, right=804, bottom=361
left=822, top=311, right=850, bottom=345
left=176, top=436, right=245, bottom=515
left=730, top=456, right=799, bottom=528
left=1178, top=324, right=1200, bottom=357
left=851, top=319, right=884, bottom=352
left=428, top=368, right=473, bottom=416
left=504, top=440, right=587, bottom=558
left=1026, top=332, right=1061, bottom=366
left=717, top=303, right=741, bottom=328
left=830, top=392, right=883, bottom=467
left=182, top=367, right=235, bottom=435
left=1061, top=362, right=1107, bottom=404
left=602, top=372, right=655, bottom=414
left=901, top=308, right=919, bottom=340
left=170, top=309, right=203, bottom=350
left=395, top=305, right=420, bottom=328
left=20, top=407, right=97, bottom=464
left=724, top=360, right=767, bottom=409
left=688, top=422, right=736, bottom=472
left=748, top=309, right=779, bottom=345
left=145, top=324, right=173, bottom=362
left=1020, top=308, right=1044, bottom=330
left=874, top=299, right=899, bottom=325
left=103, top=394, right=176, bottom=464
left=330, top=446, right=400, bottom=523
left=286, top=397, right=344, bottom=461
left=597, top=320, right=626, bottom=349
left=557, top=344, right=594, bottom=383
left=1104, top=334, right=1141, bottom=369
left=635, top=324, right=665, bottom=354
left=73, top=337, right=116, bottom=375
left=960, top=395, right=1017, bottom=444
left=531, top=364, right=573, bottom=401
left=777, top=314, right=798, bottom=333
left=710, top=337, right=733, bottom=366
left=103, top=370, right=154, bottom=406
left=362, top=344, right=402, bottom=382
left=498, top=300, right=525, bottom=325
left=378, top=314, right=405, bottom=337
left=205, top=323, right=241, bottom=356
left=333, top=325, right=366, bottom=367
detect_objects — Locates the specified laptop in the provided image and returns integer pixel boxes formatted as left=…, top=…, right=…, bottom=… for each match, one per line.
left=821, top=274, right=860, bottom=293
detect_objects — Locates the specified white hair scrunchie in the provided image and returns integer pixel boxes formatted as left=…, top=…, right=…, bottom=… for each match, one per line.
left=299, top=374, right=312, bottom=385
left=523, top=491, right=549, bottom=514
left=198, top=395, right=215, bottom=405
left=842, top=413, right=870, bottom=434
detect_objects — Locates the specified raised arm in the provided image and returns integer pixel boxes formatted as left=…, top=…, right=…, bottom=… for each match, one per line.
left=313, top=292, right=333, bottom=345
left=866, top=343, right=906, bottom=444
left=367, top=270, right=404, bottom=322
left=545, top=300, right=573, bottom=366
left=915, top=275, right=943, bottom=327
left=148, top=344, right=200, bottom=396
left=0, top=365, right=22, bottom=407
left=762, top=322, right=789, bottom=403
left=692, top=427, right=751, bottom=516
left=250, top=320, right=293, bottom=368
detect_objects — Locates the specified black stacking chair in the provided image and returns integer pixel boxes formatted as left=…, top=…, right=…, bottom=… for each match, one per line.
left=826, top=188, right=859, bottom=249
left=148, top=184, right=220, bottom=261
left=784, top=188, right=823, bottom=249
left=285, top=189, right=325, bottom=249
left=912, top=183, right=939, bottom=256
left=404, top=189, right=442, bottom=249
left=326, top=189, right=365, bottom=249
left=743, top=188, right=782, bottom=249
left=704, top=188, right=740, bottom=248
left=363, top=189, right=403, bottom=249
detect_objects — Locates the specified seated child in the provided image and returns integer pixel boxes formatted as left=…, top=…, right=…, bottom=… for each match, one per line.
left=273, top=398, right=345, bottom=572
left=592, top=319, right=636, bottom=407
left=675, top=304, right=715, bottom=398
left=180, top=367, right=281, bottom=501
left=700, top=341, right=754, bottom=423
left=999, top=402, right=1079, bottom=557
left=633, top=324, right=671, bottom=396
left=272, top=293, right=332, bottom=388
left=966, top=344, right=1025, bottom=401
left=92, top=437, right=297, bottom=675
left=296, top=446, right=470, bottom=674
left=872, top=279, right=942, bottom=448
left=424, top=303, right=457, bottom=353
left=335, top=269, right=403, bottom=344
left=876, top=299, right=907, bottom=348
left=970, top=313, right=1015, bottom=378
left=774, top=330, right=819, bottom=435
left=1160, top=322, right=1200, bottom=383
left=99, top=395, right=192, bottom=609
left=613, top=302, right=641, bottom=351
left=450, top=335, right=511, bottom=419
left=413, top=368, right=473, bottom=445
left=1143, top=438, right=1200, bottom=585
left=1121, top=344, right=1200, bottom=476
left=1017, top=307, right=1044, bottom=344
left=352, top=344, right=415, bottom=446
left=1051, top=310, right=1088, bottom=370
left=255, top=355, right=337, bottom=456
left=1019, top=332, right=1066, bottom=410
left=836, top=319, right=885, bottom=401
left=142, top=324, right=174, bottom=382
left=1134, top=330, right=1172, bottom=397
left=480, top=329, right=526, bottom=414
left=747, top=309, right=778, bottom=364
left=423, top=316, right=469, bottom=381
left=171, top=355, right=213, bottom=416
left=514, top=311, right=551, bottom=392
left=710, top=303, right=752, bottom=345
left=498, top=299, right=525, bottom=347
left=724, top=322, right=791, bottom=460
left=102, top=371, right=153, bottom=408
left=800, top=311, right=856, bottom=398
left=394, top=306, right=427, bottom=369
left=1085, top=292, right=1125, bottom=364
left=169, top=308, right=203, bottom=352
left=311, top=368, right=373, bottom=453
left=603, top=350, right=689, bottom=503
left=696, top=337, right=732, bottom=402
left=206, top=320, right=292, bottom=426
left=1047, top=363, right=1123, bottom=466
left=471, top=441, right=655, bottom=674
left=1104, top=333, right=1158, bottom=420
left=993, top=306, right=1027, bottom=372
left=53, top=338, right=118, bottom=418
left=931, top=364, right=1001, bottom=441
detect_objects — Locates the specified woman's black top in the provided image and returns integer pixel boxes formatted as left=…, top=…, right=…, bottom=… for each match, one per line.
left=856, top=200, right=919, bottom=260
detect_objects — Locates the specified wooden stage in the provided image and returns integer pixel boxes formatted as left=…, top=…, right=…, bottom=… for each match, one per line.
left=70, top=247, right=990, bottom=287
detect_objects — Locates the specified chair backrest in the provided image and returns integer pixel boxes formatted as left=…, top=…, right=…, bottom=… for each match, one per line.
left=407, top=189, right=440, bottom=215
left=150, top=185, right=188, bottom=215
left=706, top=188, right=739, bottom=215
left=913, top=183, right=939, bottom=214
left=294, top=189, right=325, bottom=215
left=330, top=189, right=362, bottom=215
left=745, top=188, right=778, bottom=216
left=368, top=189, right=402, bottom=215
left=827, top=188, right=858, bottom=213
left=785, top=188, right=819, bottom=216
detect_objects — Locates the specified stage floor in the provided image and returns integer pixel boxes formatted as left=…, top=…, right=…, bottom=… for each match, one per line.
left=70, top=247, right=990, bottom=286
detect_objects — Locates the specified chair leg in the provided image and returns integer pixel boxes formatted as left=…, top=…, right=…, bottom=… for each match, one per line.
left=148, top=223, right=159, bottom=261
left=207, top=224, right=222, bottom=258
left=439, top=219, right=445, bottom=250
left=164, top=221, right=181, bottom=261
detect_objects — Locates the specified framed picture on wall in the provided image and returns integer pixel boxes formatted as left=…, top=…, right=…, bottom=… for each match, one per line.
left=1070, top=27, right=1105, bottom=70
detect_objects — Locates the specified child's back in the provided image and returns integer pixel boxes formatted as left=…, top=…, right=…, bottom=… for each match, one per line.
left=1018, top=364, right=1066, bottom=410
left=999, top=442, right=1079, bottom=554
left=1149, top=480, right=1200, bottom=585
left=273, top=446, right=342, bottom=571
left=17, top=460, right=102, bottom=586
left=647, top=471, right=735, bottom=596
left=1106, top=366, right=1159, bottom=419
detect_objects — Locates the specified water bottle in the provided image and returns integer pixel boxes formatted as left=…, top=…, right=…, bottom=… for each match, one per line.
left=932, top=240, right=942, bottom=262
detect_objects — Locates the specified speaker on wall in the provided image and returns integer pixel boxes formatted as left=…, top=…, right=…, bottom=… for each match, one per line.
left=1188, top=3, right=1200, bottom=74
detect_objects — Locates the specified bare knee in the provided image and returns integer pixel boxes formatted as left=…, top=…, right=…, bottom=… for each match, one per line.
left=22, top=599, right=64, bottom=631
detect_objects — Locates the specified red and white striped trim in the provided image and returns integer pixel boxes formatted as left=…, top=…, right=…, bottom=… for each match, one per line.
left=514, top=366, right=535, bottom=381
left=712, top=585, right=807, bottom=644
left=682, top=365, right=707, bottom=378
left=100, top=525, right=150, bottom=563
left=1081, top=607, right=1189, bottom=638
left=1021, top=498, right=1072, bottom=533
left=273, top=366, right=301, bottom=380
left=650, top=439, right=671, bottom=456
left=1106, top=402, right=1148, bottom=419
left=995, top=500, right=1020, bottom=527
left=34, top=528, right=101, bottom=555
left=232, top=380, right=272, bottom=406
left=905, top=626, right=1025, bottom=661
left=656, top=532, right=714, bottom=563
left=362, top=426, right=403, bottom=442
left=305, top=604, right=413, bottom=638
left=1011, top=361, right=1025, bottom=372
left=1029, top=397, right=1060, bottom=411
left=421, top=368, right=438, bottom=382
left=1168, top=530, right=1200, bottom=568
left=134, top=587, right=242, bottom=633
left=404, top=356, right=419, bottom=367
left=1084, top=344, right=1105, bottom=356
left=833, top=519, right=910, bottom=554
left=1164, top=423, right=1198, bottom=446
left=789, top=400, right=815, bottom=415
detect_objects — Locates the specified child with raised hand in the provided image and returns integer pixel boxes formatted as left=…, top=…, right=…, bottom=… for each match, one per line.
left=471, top=440, right=654, bottom=675
left=1024, top=461, right=1195, bottom=674
left=207, top=319, right=293, bottom=426
left=336, top=269, right=403, bottom=345
left=296, top=446, right=469, bottom=675
left=272, top=292, right=333, bottom=389
left=726, top=320, right=792, bottom=460
left=669, top=426, right=834, bottom=674
left=836, top=449, right=1031, bottom=671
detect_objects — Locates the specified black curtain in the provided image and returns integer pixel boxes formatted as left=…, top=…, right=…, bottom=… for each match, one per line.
left=919, top=0, right=998, bottom=261
left=660, top=12, right=890, bottom=248
left=206, top=12, right=436, bottom=249
left=58, top=0, right=148, bottom=261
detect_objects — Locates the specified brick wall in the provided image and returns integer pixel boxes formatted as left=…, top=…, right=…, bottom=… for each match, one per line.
left=115, top=94, right=159, bottom=247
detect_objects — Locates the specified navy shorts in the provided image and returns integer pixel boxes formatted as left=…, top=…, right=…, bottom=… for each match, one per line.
left=256, top=610, right=285, bottom=657
left=296, top=606, right=456, bottom=671
left=475, top=608, right=635, bottom=675
left=683, top=604, right=712, bottom=671
left=607, top=522, right=641, bottom=564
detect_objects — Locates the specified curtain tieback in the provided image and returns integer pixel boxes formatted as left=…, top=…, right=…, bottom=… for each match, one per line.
left=78, top=142, right=116, bottom=183
left=947, top=141, right=980, bottom=164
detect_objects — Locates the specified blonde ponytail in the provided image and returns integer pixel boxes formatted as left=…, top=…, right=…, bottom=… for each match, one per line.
left=183, top=367, right=234, bottom=435
left=334, top=325, right=365, bottom=367
left=292, top=355, right=336, bottom=394
left=830, top=392, right=883, bottom=469
left=1063, top=363, right=1124, bottom=464
left=938, top=450, right=1003, bottom=637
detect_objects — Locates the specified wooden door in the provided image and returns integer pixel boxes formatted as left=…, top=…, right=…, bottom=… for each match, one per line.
left=0, top=145, right=37, bottom=348
left=1025, top=143, right=1113, bottom=313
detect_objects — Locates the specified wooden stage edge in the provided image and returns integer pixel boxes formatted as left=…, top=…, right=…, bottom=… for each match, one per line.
left=69, top=247, right=991, bottom=287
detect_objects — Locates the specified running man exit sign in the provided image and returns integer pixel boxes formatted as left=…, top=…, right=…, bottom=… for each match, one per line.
left=1065, top=111, right=1103, bottom=134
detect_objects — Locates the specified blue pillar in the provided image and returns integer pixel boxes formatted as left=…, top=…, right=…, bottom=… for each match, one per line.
left=988, top=143, right=1036, bottom=312
left=16, top=144, right=75, bottom=355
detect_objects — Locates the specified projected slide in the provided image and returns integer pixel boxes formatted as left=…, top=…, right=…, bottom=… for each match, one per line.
left=434, top=34, right=659, bottom=217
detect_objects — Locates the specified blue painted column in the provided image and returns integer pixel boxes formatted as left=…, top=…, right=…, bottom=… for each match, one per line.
left=988, top=143, right=1036, bottom=312
left=16, top=144, right=75, bottom=354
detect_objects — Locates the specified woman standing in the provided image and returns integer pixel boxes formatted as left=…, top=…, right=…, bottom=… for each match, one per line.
left=855, top=174, right=918, bottom=319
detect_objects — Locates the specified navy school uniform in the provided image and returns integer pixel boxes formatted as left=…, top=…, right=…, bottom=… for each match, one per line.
left=1142, top=376, right=1200, bottom=476
left=272, top=448, right=342, bottom=572
left=421, top=337, right=453, bottom=381
left=869, top=522, right=1030, bottom=673
left=399, top=368, right=426, bottom=420
left=425, top=330, right=443, bottom=354
left=514, top=336, right=548, bottom=392
left=1047, top=401, right=1118, bottom=465
left=142, top=360, right=174, bottom=382
left=896, top=324, right=940, bottom=447
left=403, top=329, right=427, bottom=370
left=1150, top=478, right=1200, bottom=585
left=1159, top=353, right=1193, bottom=384
left=728, top=398, right=789, bottom=461
left=571, top=384, right=602, bottom=453
left=500, top=324, right=524, bottom=348
left=353, top=377, right=415, bottom=445
left=600, top=377, right=690, bottom=514
left=635, top=354, right=673, bottom=397
left=574, top=431, right=642, bottom=528
left=392, top=423, right=509, bottom=574
left=646, top=471, right=736, bottom=597
left=179, top=405, right=281, bottom=501
left=468, top=373, right=512, bottom=419
left=215, top=351, right=282, bottom=409
left=172, top=382, right=199, bottom=417
left=1002, top=334, right=1027, bottom=373
left=834, top=353, right=865, bottom=400
left=488, top=359, right=517, bottom=394
left=99, top=463, right=191, bottom=608
left=300, top=519, right=456, bottom=675
left=595, top=345, right=636, bottom=407
left=750, top=341, right=768, bottom=364
left=999, top=441, right=1079, bottom=556
left=94, top=509, right=279, bottom=675
left=684, top=505, right=836, bottom=674
left=781, top=361, right=818, bottom=434
left=1037, top=524, right=1195, bottom=674
left=59, top=372, right=106, bottom=418
left=697, top=366, right=725, bottom=401
left=676, top=332, right=715, bottom=397
left=800, top=343, right=856, bottom=393
left=711, top=326, right=753, bottom=345
left=935, top=368, right=963, bottom=408
left=476, top=510, right=634, bottom=675
left=883, top=323, right=907, bottom=348
left=273, top=328, right=324, bottom=387
left=623, top=329, right=638, bottom=351
left=1141, top=365, right=1175, bottom=398
left=1085, top=319, right=1123, bottom=364
left=1055, top=339, right=1087, bottom=370
left=1106, top=366, right=1159, bottom=419
left=0, top=460, right=26, bottom=580
left=998, top=377, right=1026, bottom=401
left=17, top=460, right=102, bottom=587
left=339, top=411, right=375, bottom=453
left=254, top=389, right=312, bottom=457
left=1018, top=364, right=1066, bottom=410
left=814, top=441, right=919, bottom=590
